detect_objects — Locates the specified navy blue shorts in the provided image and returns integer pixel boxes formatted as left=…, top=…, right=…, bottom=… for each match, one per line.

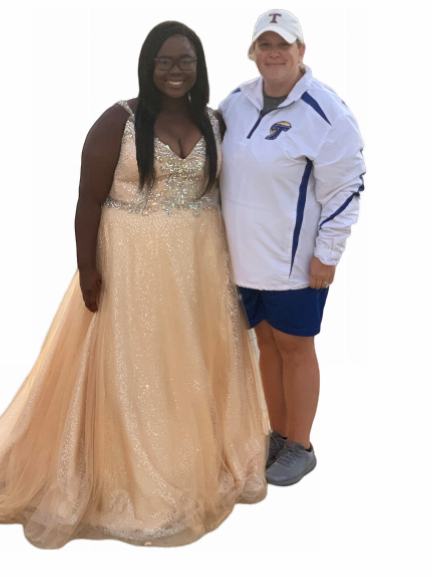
left=238, top=286, right=329, bottom=337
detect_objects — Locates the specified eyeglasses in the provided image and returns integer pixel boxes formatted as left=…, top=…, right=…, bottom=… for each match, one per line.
left=154, top=57, right=198, bottom=71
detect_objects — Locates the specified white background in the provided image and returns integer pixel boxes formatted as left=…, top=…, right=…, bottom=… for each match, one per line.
left=0, top=0, right=432, bottom=577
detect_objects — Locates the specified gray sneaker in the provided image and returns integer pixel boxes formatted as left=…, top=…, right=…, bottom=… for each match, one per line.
left=265, top=440, right=317, bottom=486
left=266, top=431, right=287, bottom=469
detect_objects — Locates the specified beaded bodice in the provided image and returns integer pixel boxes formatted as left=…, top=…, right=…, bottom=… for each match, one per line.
left=104, top=100, right=221, bottom=217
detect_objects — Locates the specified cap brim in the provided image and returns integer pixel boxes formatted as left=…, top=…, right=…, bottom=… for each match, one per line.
left=248, top=45, right=255, bottom=60
left=252, top=26, right=298, bottom=45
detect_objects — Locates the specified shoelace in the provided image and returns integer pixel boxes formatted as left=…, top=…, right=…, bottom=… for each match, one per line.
left=276, top=445, right=304, bottom=469
left=270, top=437, right=285, bottom=455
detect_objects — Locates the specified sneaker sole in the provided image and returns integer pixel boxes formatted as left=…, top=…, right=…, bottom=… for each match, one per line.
left=266, top=458, right=317, bottom=486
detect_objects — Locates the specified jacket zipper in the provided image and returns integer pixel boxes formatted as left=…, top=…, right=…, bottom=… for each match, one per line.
left=246, top=101, right=296, bottom=139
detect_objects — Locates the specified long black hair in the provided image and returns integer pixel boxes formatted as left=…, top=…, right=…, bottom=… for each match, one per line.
left=135, top=21, right=217, bottom=194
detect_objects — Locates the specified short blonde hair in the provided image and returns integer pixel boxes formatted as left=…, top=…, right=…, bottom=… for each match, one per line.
left=249, top=38, right=306, bottom=73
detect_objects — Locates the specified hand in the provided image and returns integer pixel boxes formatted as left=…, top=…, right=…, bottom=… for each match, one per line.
left=79, top=265, right=102, bottom=312
left=309, top=257, right=335, bottom=290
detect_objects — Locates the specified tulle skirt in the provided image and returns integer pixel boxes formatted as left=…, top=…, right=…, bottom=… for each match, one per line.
left=0, top=206, right=268, bottom=548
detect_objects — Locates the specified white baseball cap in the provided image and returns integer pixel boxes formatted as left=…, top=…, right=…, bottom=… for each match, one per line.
left=248, top=9, right=304, bottom=59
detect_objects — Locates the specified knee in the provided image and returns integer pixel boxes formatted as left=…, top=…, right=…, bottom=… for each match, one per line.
left=255, top=329, right=278, bottom=354
left=256, top=338, right=279, bottom=359
left=275, top=334, right=315, bottom=359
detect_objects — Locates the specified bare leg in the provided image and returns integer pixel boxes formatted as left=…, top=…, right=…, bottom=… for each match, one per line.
left=254, top=321, right=287, bottom=436
left=272, top=329, right=320, bottom=449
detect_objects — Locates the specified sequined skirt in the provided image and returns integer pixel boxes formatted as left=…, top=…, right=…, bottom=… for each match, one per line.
left=0, top=206, right=268, bottom=548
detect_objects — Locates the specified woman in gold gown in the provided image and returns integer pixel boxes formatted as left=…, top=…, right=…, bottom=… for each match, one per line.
left=0, top=21, right=268, bottom=548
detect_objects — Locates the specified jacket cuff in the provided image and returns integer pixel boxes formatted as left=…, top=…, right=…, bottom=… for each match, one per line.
left=314, top=247, right=342, bottom=266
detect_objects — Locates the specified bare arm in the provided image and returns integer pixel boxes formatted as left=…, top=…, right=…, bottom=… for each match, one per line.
left=75, top=104, right=129, bottom=311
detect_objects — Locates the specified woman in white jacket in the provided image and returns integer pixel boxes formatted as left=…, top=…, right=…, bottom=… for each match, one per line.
left=219, top=9, right=365, bottom=486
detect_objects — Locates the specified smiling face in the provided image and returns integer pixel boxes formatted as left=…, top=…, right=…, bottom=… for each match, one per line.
left=153, top=35, right=197, bottom=99
left=254, top=31, right=305, bottom=86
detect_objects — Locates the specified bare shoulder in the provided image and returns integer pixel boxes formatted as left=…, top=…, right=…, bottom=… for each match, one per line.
left=79, top=103, right=132, bottom=203
left=83, top=103, right=131, bottom=153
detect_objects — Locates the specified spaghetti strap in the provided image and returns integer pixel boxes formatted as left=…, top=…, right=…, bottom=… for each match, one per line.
left=114, top=100, right=135, bottom=116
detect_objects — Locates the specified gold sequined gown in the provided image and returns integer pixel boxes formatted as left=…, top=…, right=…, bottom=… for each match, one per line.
left=0, top=101, right=268, bottom=548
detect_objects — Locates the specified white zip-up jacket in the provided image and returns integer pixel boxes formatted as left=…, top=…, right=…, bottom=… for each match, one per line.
left=219, top=66, right=365, bottom=290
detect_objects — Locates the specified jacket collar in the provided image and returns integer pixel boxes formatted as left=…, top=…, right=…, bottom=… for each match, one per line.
left=239, top=66, right=313, bottom=111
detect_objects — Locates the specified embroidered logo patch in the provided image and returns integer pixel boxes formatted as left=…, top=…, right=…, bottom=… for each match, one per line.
left=265, top=121, right=292, bottom=140
left=269, top=13, right=282, bottom=24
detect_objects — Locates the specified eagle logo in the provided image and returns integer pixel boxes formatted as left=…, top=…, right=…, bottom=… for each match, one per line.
left=265, top=121, right=292, bottom=140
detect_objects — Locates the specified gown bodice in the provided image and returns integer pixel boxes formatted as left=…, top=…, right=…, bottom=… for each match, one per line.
left=105, top=100, right=222, bottom=217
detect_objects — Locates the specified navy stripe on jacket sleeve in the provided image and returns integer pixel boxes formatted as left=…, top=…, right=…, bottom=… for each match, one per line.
left=301, top=92, right=331, bottom=125
left=318, top=172, right=366, bottom=230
